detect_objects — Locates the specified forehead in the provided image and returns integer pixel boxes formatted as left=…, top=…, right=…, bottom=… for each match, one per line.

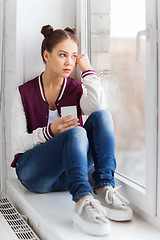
left=54, top=39, right=78, bottom=53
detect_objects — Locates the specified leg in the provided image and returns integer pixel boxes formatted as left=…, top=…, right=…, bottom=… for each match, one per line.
left=83, top=110, right=116, bottom=190
left=83, top=110, right=133, bottom=221
left=16, top=127, right=92, bottom=202
left=16, top=125, right=112, bottom=234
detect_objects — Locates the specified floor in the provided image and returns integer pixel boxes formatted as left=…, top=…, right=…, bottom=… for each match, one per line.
left=4, top=178, right=160, bottom=240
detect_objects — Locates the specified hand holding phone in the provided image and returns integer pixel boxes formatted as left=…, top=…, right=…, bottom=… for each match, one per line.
left=50, top=106, right=79, bottom=136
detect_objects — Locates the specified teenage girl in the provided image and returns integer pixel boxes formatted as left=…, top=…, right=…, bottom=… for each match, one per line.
left=11, top=25, right=133, bottom=236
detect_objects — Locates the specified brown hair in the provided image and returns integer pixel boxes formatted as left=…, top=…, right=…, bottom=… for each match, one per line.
left=41, top=25, right=79, bottom=63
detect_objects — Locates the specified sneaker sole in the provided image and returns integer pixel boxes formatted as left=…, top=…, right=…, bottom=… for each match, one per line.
left=73, top=212, right=111, bottom=236
left=104, top=206, right=133, bottom=221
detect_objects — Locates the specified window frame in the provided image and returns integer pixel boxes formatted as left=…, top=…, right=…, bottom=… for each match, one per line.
left=77, top=0, right=160, bottom=217
left=76, top=0, right=89, bottom=81
left=114, top=0, right=158, bottom=216
left=0, top=0, right=6, bottom=195
left=158, top=0, right=160, bottom=218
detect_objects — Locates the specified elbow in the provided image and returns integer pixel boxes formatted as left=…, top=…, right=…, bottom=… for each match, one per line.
left=93, top=101, right=107, bottom=111
left=87, top=102, right=106, bottom=115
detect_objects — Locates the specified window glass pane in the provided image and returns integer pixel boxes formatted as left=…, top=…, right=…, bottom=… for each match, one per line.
left=90, top=0, right=146, bottom=186
left=109, top=0, right=146, bottom=186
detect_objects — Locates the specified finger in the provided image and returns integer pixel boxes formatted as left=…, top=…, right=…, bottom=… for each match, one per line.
left=77, top=54, right=83, bottom=59
left=60, top=115, right=73, bottom=123
left=79, top=55, right=85, bottom=60
left=64, top=122, right=80, bottom=131
left=63, top=118, right=79, bottom=128
left=76, top=54, right=85, bottom=61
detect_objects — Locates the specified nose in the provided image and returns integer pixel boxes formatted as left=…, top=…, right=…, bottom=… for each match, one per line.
left=65, top=57, right=73, bottom=66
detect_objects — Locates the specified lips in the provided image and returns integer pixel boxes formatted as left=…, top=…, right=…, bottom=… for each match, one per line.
left=63, top=69, right=71, bottom=73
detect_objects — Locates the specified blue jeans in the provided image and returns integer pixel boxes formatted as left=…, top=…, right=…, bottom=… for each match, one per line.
left=16, top=110, right=116, bottom=202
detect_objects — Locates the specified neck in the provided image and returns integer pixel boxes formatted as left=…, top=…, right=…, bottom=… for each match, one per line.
left=42, top=70, right=64, bottom=89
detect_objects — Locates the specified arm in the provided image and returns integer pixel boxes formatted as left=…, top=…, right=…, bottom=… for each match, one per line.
left=76, top=55, right=107, bottom=115
left=11, top=89, right=80, bottom=154
left=80, top=71, right=107, bottom=115
left=11, top=89, right=53, bottom=154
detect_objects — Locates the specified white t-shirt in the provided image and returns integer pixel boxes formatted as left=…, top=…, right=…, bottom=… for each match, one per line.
left=47, top=109, right=60, bottom=125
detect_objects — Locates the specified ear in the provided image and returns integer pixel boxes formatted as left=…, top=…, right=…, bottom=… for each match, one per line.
left=43, top=50, right=51, bottom=63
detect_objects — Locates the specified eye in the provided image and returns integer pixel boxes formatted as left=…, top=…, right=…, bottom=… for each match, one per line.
left=72, top=55, right=77, bottom=59
left=59, top=53, right=66, bottom=57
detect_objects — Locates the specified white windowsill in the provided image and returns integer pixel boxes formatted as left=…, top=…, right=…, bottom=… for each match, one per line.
left=5, top=178, right=160, bottom=240
left=0, top=221, right=13, bottom=240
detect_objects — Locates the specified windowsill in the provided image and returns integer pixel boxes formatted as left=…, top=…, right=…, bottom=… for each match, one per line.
left=6, top=178, right=160, bottom=240
left=0, top=220, right=13, bottom=240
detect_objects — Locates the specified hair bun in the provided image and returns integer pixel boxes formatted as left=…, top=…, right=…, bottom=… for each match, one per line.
left=41, top=25, right=54, bottom=38
left=64, top=27, right=76, bottom=35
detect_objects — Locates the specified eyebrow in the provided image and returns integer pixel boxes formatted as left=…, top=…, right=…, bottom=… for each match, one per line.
left=59, top=50, right=77, bottom=54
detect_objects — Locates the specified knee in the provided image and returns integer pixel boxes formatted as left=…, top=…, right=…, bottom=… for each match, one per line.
left=90, top=110, right=113, bottom=123
left=69, top=126, right=86, bottom=135
left=67, top=126, right=89, bottom=153
left=67, top=126, right=88, bottom=143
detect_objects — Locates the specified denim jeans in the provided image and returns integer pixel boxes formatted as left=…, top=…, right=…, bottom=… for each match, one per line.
left=16, top=110, right=116, bottom=202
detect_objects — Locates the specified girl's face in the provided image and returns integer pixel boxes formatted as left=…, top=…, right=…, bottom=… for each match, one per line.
left=44, top=38, right=78, bottom=79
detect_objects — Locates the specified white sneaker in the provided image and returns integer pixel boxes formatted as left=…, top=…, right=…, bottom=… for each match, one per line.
left=73, top=196, right=111, bottom=236
left=93, top=186, right=133, bottom=221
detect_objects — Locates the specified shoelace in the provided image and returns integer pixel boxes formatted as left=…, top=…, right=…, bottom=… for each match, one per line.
left=77, top=197, right=108, bottom=224
left=105, top=186, right=129, bottom=207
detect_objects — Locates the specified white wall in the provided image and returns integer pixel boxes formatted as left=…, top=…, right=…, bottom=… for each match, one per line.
left=4, top=0, right=76, bottom=181
left=17, top=0, right=76, bottom=83
left=0, top=0, right=5, bottom=194
left=90, top=0, right=111, bottom=73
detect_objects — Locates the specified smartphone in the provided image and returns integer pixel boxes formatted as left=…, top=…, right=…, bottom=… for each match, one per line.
left=61, top=106, right=77, bottom=120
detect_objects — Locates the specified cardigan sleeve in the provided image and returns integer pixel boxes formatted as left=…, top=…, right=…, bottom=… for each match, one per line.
left=80, top=70, right=107, bottom=115
left=11, top=89, right=54, bottom=155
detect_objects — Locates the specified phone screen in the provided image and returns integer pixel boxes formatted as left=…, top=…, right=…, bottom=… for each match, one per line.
left=61, top=106, right=77, bottom=120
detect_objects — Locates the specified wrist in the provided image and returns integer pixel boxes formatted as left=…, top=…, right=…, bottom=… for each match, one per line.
left=49, top=123, right=55, bottom=137
left=81, top=70, right=97, bottom=78
left=81, top=66, right=93, bottom=72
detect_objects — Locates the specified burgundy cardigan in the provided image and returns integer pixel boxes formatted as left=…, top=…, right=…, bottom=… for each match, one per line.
left=11, top=73, right=83, bottom=167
